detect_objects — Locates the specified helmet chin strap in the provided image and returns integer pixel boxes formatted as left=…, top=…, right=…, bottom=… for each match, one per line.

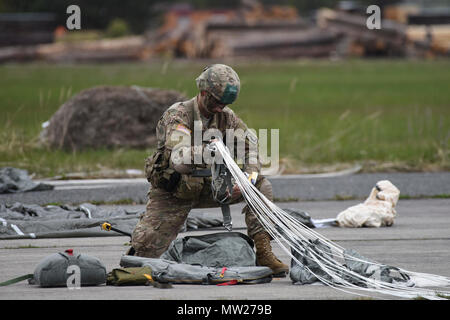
left=205, top=102, right=216, bottom=116
left=199, top=93, right=218, bottom=117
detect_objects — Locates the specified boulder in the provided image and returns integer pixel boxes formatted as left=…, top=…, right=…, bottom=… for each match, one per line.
left=41, top=86, right=187, bottom=150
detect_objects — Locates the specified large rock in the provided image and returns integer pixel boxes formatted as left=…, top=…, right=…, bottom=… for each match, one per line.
left=41, top=86, right=187, bottom=150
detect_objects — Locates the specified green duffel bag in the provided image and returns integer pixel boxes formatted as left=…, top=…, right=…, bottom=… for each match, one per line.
left=106, top=266, right=153, bottom=286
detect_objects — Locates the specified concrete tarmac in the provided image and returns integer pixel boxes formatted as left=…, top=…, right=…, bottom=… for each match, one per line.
left=0, top=198, right=449, bottom=301
left=1, top=172, right=449, bottom=205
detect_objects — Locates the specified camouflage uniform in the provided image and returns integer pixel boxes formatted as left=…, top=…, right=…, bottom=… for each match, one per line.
left=128, top=97, right=273, bottom=258
left=132, top=64, right=289, bottom=277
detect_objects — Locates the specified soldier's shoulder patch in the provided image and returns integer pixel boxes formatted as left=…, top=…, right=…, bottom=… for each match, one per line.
left=175, top=123, right=191, bottom=135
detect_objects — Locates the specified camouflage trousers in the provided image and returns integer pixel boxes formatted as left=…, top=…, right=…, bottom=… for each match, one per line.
left=131, top=176, right=273, bottom=258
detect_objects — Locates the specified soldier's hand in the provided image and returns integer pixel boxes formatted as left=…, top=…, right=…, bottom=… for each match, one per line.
left=206, top=138, right=220, bottom=155
left=231, top=184, right=241, bottom=201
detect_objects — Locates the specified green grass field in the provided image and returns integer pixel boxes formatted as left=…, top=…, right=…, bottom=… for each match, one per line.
left=1, top=59, right=449, bottom=178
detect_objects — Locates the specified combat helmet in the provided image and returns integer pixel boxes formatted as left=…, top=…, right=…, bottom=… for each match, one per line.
left=195, top=64, right=240, bottom=105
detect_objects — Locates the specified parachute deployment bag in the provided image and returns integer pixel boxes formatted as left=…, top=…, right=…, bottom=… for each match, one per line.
left=161, top=232, right=257, bottom=267
left=30, top=249, right=106, bottom=287
left=120, top=232, right=273, bottom=285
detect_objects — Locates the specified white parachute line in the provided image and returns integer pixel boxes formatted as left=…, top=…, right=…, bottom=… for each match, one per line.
left=234, top=164, right=390, bottom=272
left=268, top=210, right=447, bottom=299
left=214, top=141, right=450, bottom=300
left=224, top=147, right=390, bottom=279
left=258, top=215, right=436, bottom=299
left=217, top=143, right=383, bottom=270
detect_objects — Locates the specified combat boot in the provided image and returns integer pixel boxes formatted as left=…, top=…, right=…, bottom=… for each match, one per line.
left=253, top=231, right=289, bottom=277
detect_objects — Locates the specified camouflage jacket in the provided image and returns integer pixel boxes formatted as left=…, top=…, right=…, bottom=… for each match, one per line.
left=155, top=96, right=260, bottom=175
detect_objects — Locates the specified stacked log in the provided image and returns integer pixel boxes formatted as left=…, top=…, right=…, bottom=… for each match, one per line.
left=406, top=24, right=450, bottom=57
left=2, top=3, right=448, bottom=62
left=384, top=4, right=450, bottom=57
left=146, top=3, right=341, bottom=60
left=317, top=8, right=407, bottom=57
left=208, top=23, right=340, bottom=58
left=0, top=36, right=148, bottom=63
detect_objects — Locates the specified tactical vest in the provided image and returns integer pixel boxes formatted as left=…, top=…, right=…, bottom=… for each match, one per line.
left=145, top=97, right=258, bottom=195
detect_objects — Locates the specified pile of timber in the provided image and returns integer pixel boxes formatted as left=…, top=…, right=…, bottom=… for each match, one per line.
left=405, top=24, right=450, bottom=57
left=0, top=36, right=150, bottom=63
left=317, top=8, right=408, bottom=57
left=384, top=4, right=450, bottom=57
left=2, top=3, right=448, bottom=63
left=146, top=4, right=341, bottom=59
left=212, top=24, right=342, bottom=58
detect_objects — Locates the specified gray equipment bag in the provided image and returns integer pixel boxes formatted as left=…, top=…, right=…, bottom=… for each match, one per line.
left=160, top=232, right=257, bottom=267
left=29, top=249, right=106, bottom=287
left=121, top=231, right=273, bottom=285
left=120, top=255, right=273, bottom=285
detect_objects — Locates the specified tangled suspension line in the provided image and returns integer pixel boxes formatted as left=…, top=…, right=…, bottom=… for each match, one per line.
left=212, top=140, right=450, bottom=300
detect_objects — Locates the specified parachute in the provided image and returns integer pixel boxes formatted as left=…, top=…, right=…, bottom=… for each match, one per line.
left=211, top=140, right=450, bottom=300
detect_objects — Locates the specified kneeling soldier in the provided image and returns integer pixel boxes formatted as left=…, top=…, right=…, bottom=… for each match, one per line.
left=131, top=64, right=289, bottom=277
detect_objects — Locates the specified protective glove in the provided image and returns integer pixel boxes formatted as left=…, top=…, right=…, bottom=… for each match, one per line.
left=245, top=171, right=258, bottom=185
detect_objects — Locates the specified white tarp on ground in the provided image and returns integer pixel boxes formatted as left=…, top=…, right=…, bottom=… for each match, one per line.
left=336, top=180, right=400, bottom=228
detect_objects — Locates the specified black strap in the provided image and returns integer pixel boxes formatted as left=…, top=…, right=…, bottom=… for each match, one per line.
left=110, top=225, right=132, bottom=237
left=211, top=160, right=234, bottom=232
left=191, top=169, right=212, bottom=177
left=221, top=204, right=233, bottom=232
left=202, top=273, right=213, bottom=285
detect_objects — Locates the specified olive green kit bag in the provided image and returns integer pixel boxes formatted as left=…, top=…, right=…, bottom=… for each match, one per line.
left=106, top=266, right=153, bottom=286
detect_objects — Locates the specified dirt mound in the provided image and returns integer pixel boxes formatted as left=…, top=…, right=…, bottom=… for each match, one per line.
left=41, top=86, right=186, bottom=150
